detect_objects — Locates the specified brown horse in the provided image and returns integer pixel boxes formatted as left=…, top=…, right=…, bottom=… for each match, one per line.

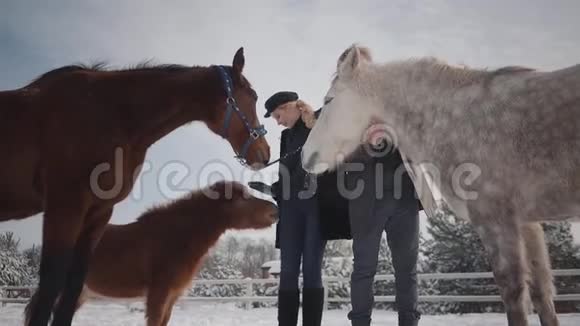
left=24, top=180, right=277, bottom=326
left=0, top=47, right=270, bottom=326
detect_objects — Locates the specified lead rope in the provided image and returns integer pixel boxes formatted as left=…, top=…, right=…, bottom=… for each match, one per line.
left=264, top=146, right=302, bottom=168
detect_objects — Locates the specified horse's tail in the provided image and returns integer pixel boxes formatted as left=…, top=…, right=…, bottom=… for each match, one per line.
left=23, top=288, right=40, bottom=326
left=23, top=289, right=63, bottom=326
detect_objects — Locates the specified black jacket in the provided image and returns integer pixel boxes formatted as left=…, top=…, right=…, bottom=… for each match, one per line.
left=344, top=142, right=423, bottom=222
left=272, top=110, right=351, bottom=248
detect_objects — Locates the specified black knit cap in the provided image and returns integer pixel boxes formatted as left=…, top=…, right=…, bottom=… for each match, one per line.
left=264, top=91, right=298, bottom=118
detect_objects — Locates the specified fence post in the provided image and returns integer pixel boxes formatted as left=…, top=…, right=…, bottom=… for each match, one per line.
left=244, top=279, right=253, bottom=310
left=323, top=280, right=329, bottom=311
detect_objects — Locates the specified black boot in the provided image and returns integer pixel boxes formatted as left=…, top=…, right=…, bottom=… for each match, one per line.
left=398, top=310, right=421, bottom=326
left=278, top=289, right=300, bottom=326
left=351, top=320, right=372, bottom=326
left=302, top=287, right=324, bottom=326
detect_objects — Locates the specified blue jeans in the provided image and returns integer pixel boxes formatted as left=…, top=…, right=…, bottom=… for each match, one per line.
left=278, top=198, right=327, bottom=290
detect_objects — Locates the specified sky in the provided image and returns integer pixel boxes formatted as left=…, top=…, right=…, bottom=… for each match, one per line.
left=1, top=0, right=580, bottom=249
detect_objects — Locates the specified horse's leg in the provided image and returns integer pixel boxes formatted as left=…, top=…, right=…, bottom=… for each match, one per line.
left=145, top=287, right=171, bottom=326
left=23, top=287, right=54, bottom=326
left=74, top=286, right=88, bottom=312
left=25, top=190, right=91, bottom=326
left=25, top=285, right=87, bottom=325
left=472, top=217, right=529, bottom=326
left=521, top=223, right=560, bottom=326
left=160, top=294, right=179, bottom=326
left=50, top=206, right=113, bottom=326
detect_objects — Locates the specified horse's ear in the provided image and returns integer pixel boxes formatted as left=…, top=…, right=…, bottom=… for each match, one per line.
left=337, top=44, right=371, bottom=78
left=232, top=47, right=245, bottom=77
left=206, top=180, right=232, bottom=199
left=209, top=181, right=224, bottom=193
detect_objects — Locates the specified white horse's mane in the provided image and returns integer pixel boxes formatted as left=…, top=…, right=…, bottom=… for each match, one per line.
left=337, top=44, right=536, bottom=90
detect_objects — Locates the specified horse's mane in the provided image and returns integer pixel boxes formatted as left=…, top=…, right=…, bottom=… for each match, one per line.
left=134, top=181, right=246, bottom=224
left=135, top=190, right=207, bottom=223
left=26, top=61, right=251, bottom=91
left=487, top=65, right=536, bottom=78
left=332, top=45, right=536, bottom=89
left=404, top=57, right=537, bottom=88
left=28, top=60, right=195, bottom=86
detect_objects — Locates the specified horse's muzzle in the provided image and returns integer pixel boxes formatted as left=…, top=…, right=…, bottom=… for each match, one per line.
left=302, top=151, right=320, bottom=173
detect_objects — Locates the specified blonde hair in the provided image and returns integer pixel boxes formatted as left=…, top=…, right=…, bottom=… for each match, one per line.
left=297, top=100, right=317, bottom=129
left=277, top=100, right=317, bottom=129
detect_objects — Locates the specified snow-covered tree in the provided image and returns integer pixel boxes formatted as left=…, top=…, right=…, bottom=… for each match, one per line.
left=188, top=249, right=245, bottom=299
left=22, top=245, right=41, bottom=284
left=541, top=222, right=580, bottom=313
left=0, top=232, right=34, bottom=289
left=0, top=232, right=20, bottom=252
left=421, top=206, right=580, bottom=314
left=239, top=238, right=277, bottom=278
left=421, top=207, right=501, bottom=314
left=0, top=251, right=33, bottom=287
left=322, top=241, right=353, bottom=310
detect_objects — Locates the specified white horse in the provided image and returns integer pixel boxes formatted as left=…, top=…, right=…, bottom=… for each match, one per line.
left=302, top=44, right=580, bottom=326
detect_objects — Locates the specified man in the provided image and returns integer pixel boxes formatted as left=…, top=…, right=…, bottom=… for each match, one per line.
left=341, top=140, right=422, bottom=326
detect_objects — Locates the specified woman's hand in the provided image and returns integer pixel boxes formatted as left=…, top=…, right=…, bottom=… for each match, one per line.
left=295, top=99, right=311, bottom=112
left=297, top=100, right=317, bottom=129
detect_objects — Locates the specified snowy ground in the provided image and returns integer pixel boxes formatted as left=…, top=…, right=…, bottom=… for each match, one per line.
left=1, top=302, right=579, bottom=326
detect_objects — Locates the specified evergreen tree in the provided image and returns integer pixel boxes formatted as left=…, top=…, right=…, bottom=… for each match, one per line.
left=0, top=251, right=33, bottom=287
left=239, top=238, right=278, bottom=278
left=22, top=245, right=42, bottom=284
left=421, top=206, right=580, bottom=314
left=541, top=222, right=580, bottom=313
left=0, top=232, right=20, bottom=252
left=322, top=240, right=353, bottom=309
left=543, top=222, right=580, bottom=269
left=421, top=206, right=500, bottom=314
left=0, top=232, right=34, bottom=288
left=188, top=250, right=244, bottom=298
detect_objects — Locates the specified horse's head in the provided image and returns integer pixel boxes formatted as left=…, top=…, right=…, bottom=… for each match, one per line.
left=302, top=44, right=383, bottom=174
left=208, top=47, right=271, bottom=170
left=206, top=180, right=278, bottom=230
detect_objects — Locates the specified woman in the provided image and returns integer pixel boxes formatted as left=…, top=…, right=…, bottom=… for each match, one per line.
left=252, top=91, right=350, bottom=326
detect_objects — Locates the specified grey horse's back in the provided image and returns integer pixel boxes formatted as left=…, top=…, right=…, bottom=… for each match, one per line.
left=459, top=61, right=580, bottom=219
left=514, top=63, right=580, bottom=218
left=532, top=63, right=580, bottom=90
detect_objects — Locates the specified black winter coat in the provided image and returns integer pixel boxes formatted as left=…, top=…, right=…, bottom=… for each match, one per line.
left=271, top=110, right=351, bottom=248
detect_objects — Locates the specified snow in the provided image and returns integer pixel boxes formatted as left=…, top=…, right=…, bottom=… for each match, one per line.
left=1, top=302, right=579, bottom=326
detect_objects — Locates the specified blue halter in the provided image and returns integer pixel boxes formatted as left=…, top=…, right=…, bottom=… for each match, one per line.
left=216, top=65, right=267, bottom=165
